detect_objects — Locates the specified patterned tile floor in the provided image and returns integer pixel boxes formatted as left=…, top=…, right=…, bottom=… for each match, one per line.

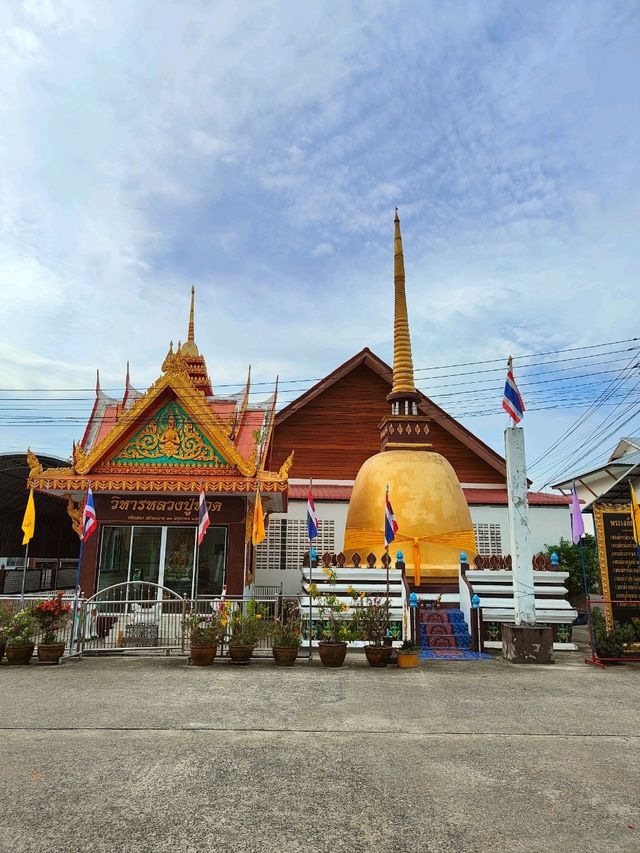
left=420, top=648, right=494, bottom=661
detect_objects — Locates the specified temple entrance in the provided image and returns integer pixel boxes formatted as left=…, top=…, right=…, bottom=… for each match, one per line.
left=97, top=525, right=227, bottom=598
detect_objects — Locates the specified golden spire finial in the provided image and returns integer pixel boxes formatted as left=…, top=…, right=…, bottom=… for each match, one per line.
left=180, top=286, right=199, bottom=356
left=188, top=285, right=195, bottom=342
left=390, top=209, right=417, bottom=396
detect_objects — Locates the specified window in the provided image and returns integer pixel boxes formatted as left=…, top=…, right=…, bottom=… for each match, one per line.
left=473, top=523, right=502, bottom=556
left=97, top=524, right=227, bottom=597
left=255, top=518, right=336, bottom=571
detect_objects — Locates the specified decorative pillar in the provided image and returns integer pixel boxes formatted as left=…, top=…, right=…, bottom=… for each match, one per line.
left=503, top=427, right=554, bottom=663
left=505, top=427, right=535, bottom=625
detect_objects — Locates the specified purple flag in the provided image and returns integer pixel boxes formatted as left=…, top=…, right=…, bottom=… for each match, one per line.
left=571, top=486, right=584, bottom=545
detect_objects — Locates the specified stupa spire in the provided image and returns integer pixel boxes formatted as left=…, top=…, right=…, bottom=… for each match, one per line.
left=388, top=209, right=419, bottom=408
left=188, top=285, right=195, bottom=343
left=180, top=286, right=199, bottom=356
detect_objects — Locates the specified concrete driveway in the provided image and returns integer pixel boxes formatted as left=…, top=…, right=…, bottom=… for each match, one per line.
left=1, top=646, right=638, bottom=852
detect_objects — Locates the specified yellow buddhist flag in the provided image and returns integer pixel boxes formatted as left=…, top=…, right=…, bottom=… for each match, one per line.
left=21, top=489, right=36, bottom=545
left=631, top=483, right=640, bottom=546
left=252, top=492, right=266, bottom=547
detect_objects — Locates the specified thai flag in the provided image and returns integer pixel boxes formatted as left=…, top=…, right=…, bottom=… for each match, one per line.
left=197, top=490, right=210, bottom=545
left=384, top=486, right=398, bottom=548
left=502, top=357, right=525, bottom=424
left=307, top=486, right=318, bottom=540
left=82, top=487, right=98, bottom=542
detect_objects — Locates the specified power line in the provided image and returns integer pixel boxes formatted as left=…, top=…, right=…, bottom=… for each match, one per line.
left=0, top=336, right=637, bottom=393
left=528, top=353, right=640, bottom=479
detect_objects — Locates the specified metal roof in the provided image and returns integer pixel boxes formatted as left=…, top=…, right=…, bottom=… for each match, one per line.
left=0, top=453, right=70, bottom=514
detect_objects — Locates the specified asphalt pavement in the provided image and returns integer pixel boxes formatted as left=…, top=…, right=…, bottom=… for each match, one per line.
left=1, top=643, right=639, bottom=852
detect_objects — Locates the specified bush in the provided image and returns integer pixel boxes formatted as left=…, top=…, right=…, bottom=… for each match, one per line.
left=591, top=608, right=637, bottom=658
left=5, top=609, right=38, bottom=647
left=544, top=535, right=600, bottom=597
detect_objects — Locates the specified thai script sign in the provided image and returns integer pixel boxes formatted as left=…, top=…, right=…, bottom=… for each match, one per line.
left=594, top=504, right=640, bottom=627
left=94, top=495, right=228, bottom=523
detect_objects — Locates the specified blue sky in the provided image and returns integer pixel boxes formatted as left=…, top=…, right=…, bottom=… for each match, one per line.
left=1, top=0, right=639, bottom=485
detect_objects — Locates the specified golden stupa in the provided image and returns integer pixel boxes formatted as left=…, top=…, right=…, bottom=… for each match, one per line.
left=343, top=210, right=476, bottom=586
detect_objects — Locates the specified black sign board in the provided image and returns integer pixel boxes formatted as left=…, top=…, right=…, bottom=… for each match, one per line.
left=594, top=505, right=640, bottom=627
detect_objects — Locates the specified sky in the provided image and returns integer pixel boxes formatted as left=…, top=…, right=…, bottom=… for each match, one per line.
left=1, top=0, right=639, bottom=487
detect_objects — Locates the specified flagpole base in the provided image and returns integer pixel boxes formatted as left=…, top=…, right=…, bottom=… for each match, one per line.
left=501, top=624, right=554, bottom=664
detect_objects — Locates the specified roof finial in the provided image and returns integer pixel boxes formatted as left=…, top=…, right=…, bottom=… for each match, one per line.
left=390, top=209, right=418, bottom=398
left=180, top=286, right=199, bottom=356
left=188, top=285, right=195, bottom=342
left=96, top=369, right=101, bottom=396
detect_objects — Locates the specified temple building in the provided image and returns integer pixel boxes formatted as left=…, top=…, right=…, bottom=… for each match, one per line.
left=18, top=215, right=572, bottom=601
left=262, top=213, right=571, bottom=594
left=27, top=289, right=292, bottom=598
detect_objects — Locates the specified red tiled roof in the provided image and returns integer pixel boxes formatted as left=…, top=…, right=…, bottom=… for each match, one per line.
left=288, top=484, right=570, bottom=506
left=463, top=489, right=570, bottom=506
left=289, top=485, right=353, bottom=500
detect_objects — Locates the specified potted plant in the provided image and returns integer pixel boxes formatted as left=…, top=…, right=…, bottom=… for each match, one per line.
left=228, top=600, right=268, bottom=664
left=396, top=639, right=420, bottom=669
left=356, top=596, right=392, bottom=667
left=5, top=608, right=38, bottom=665
left=0, top=602, right=13, bottom=662
left=33, top=592, right=72, bottom=664
left=270, top=600, right=302, bottom=666
left=312, top=568, right=353, bottom=667
left=184, top=608, right=225, bottom=666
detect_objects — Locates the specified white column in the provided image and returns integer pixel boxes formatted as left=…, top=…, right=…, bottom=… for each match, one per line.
left=505, top=427, right=535, bottom=625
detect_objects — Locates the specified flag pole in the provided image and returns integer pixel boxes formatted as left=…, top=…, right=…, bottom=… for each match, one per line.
left=630, top=479, right=640, bottom=566
left=19, top=540, right=30, bottom=605
left=69, top=538, right=84, bottom=652
left=572, top=480, right=595, bottom=660
left=308, top=477, right=314, bottom=665
left=20, top=487, right=36, bottom=605
left=385, top=484, right=391, bottom=597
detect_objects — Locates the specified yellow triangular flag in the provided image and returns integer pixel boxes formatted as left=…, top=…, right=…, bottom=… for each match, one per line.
left=631, top=483, right=640, bottom=547
left=252, top=492, right=266, bottom=547
left=21, top=489, right=36, bottom=545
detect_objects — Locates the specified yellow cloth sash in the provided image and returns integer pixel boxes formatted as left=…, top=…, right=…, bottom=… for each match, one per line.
left=345, top=528, right=477, bottom=585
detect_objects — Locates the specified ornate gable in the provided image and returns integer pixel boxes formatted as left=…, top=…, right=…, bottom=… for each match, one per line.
left=110, top=400, right=228, bottom=468
left=74, top=371, right=256, bottom=477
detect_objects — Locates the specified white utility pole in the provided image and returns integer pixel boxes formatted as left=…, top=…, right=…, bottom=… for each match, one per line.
left=505, top=427, right=535, bottom=625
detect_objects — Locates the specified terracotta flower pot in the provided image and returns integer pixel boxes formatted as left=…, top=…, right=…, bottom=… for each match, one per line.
left=6, top=644, right=34, bottom=665
left=396, top=651, right=420, bottom=669
left=364, top=645, right=392, bottom=668
left=272, top=646, right=299, bottom=667
left=228, top=644, right=253, bottom=665
left=0, top=642, right=5, bottom=662
left=37, top=642, right=66, bottom=665
left=318, top=641, right=347, bottom=668
left=190, top=643, right=217, bottom=666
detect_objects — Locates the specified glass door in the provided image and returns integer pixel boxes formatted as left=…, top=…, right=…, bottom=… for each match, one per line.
left=161, top=527, right=197, bottom=598
left=196, top=527, right=227, bottom=596
left=98, top=526, right=132, bottom=593
left=130, top=527, right=163, bottom=599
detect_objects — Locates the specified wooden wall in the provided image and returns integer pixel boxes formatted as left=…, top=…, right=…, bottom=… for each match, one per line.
left=270, top=363, right=504, bottom=484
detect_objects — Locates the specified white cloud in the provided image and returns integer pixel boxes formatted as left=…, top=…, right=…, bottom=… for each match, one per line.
left=0, top=0, right=638, bottom=468
left=312, top=242, right=334, bottom=257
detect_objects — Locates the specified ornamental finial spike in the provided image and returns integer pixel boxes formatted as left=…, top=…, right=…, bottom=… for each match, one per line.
left=390, top=209, right=417, bottom=397
left=188, top=285, right=195, bottom=342
left=180, top=286, right=199, bottom=356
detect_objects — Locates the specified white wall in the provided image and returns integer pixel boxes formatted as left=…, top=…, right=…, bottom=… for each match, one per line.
left=469, top=505, right=571, bottom=554
left=295, top=499, right=571, bottom=555
left=268, top=500, right=350, bottom=550
left=254, top=499, right=573, bottom=594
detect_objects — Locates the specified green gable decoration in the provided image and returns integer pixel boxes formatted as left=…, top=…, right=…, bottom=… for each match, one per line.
left=111, top=400, right=228, bottom=467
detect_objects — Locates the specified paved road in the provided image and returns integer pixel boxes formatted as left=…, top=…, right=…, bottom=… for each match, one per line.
left=1, top=647, right=639, bottom=852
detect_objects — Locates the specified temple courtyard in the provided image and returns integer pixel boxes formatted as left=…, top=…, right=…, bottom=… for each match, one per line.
left=1, top=638, right=639, bottom=853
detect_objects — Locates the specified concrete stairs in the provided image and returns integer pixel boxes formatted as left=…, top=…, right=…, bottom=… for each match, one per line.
left=419, top=609, right=472, bottom=652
